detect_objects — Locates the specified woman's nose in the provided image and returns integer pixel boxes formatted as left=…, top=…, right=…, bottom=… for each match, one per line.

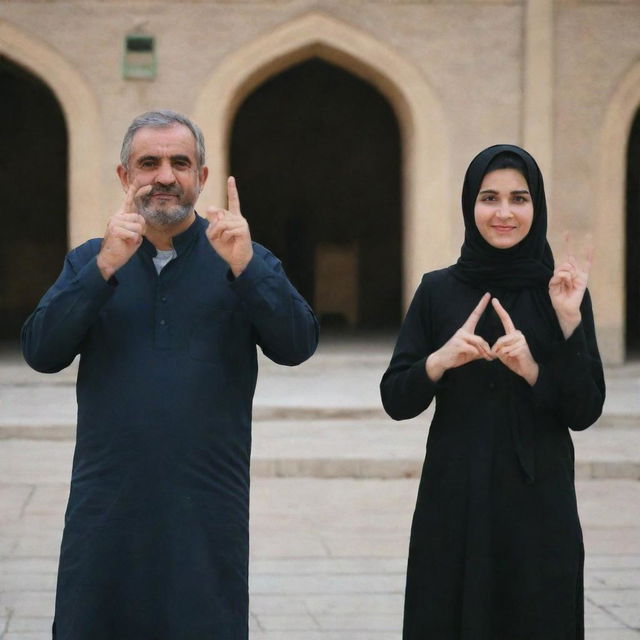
left=496, top=200, right=511, bottom=218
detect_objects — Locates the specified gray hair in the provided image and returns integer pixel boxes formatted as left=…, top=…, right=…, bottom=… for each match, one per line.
left=120, top=109, right=206, bottom=169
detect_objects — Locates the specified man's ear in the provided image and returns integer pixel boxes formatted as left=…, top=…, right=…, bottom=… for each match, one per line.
left=198, top=166, right=209, bottom=190
left=116, top=164, right=129, bottom=191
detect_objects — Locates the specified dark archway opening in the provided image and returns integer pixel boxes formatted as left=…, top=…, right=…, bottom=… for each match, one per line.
left=0, top=56, right=68, bottom=342
left=230, top=57, right=402, bottom=330
left=626, top=108, right=640, bottom=358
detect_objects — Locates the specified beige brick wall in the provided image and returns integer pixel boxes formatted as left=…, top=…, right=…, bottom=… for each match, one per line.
left=1, top=0, right=639, bottom=362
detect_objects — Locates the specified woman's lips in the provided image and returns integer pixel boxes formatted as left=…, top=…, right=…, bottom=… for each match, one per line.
left=492, top=225, right=516, bottom=233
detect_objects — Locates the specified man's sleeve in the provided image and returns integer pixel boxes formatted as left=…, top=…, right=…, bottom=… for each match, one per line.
left=228, top=244, right=319, bottom=366
left=21, top=240, right=116, bottom=373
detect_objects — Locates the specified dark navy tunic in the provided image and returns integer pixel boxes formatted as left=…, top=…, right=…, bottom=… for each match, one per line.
left=22, top=216, right=318, bottom=640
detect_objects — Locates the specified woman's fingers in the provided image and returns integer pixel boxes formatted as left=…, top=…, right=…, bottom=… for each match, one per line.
left=491, top=297, right=516, bottom=334
left=492, top=332, right=523, bottom=356
left=505, top=343, right=528, bottom=358
left=559, top=231, right=594, bottom=278
left=495, top=341, right=524, bottom=359
left=549, top=269, right=573, bottom=291
left=465, top=334, right=493, bottom=360
left=461, top=292, right=491, bottom=333
left=439, top=330, right=492, bottom=369
left=583, top=234, right=594, bottom=274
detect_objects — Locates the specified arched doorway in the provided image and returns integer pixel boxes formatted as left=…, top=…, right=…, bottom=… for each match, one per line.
left=0, top=56, right=68, bottom=341
left=229, top=57, right=402, bottom=330
left=626, top=107, right=640, bottom=357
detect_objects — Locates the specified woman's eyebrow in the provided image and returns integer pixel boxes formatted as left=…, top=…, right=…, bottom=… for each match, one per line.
left=478, top=188, right=530, bottom=195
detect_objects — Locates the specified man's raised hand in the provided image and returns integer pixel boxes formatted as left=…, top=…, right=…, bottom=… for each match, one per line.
left=96, top=183, right=149, bottom=281
left=490, top=298, right=539, bottom=386
left=425, top=293, right=493, bottom=382
left=205, top=177, right=253, bottom=277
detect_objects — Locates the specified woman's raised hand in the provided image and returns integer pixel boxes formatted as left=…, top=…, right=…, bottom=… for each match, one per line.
left=549, top=233, right=592, bottom=339
left=425, top=293, right=493, bottom=382
left=491, top=298, right=539, bottom=386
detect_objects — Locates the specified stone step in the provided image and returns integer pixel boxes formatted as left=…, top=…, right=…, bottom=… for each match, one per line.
left=1, top=419, right=638, bottom=481
left=1, top=342, right=638, bottom=479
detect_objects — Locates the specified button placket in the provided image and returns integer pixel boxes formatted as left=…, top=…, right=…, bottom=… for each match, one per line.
left=155, top=284, right=171, bottom=349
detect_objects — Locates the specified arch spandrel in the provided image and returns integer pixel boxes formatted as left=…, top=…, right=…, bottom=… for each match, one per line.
left=193, top=12, right=451, bottom=307
left=0, top=19, right=102, bottom=249
left=593, top=58, right=640, bottom=364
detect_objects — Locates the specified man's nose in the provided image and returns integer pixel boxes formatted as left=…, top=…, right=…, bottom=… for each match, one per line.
left=155, top=162, right=176, bottom=185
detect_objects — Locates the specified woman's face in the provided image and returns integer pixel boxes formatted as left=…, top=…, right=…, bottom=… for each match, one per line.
left=473, top=168, right=533, bottom=249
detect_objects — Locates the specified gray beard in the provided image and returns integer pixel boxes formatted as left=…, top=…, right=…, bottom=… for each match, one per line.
left=137, top=195, right=193, bottom=227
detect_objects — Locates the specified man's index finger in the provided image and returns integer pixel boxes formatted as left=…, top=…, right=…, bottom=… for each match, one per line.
left=227, top=176, right=241, bottom=215
left=123, top=181, right=139, bottom=213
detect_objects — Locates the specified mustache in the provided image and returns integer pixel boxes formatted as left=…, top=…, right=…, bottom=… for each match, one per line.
left=143, top=185, right=183, bottom=198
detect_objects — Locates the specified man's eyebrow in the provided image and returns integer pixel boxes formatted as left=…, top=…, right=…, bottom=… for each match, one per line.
left=170, top=154, right=192, bottom=164
left=134, top=154, right=193, bottom=164
left=135, top=154, right=159, bottom=165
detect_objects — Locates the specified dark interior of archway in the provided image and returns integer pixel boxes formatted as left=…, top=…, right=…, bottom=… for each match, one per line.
left=0, top=56, right=68, bottom=342
left=230, top=58, right=402, bottom=330
left=626, top=108, right=640, bottom=357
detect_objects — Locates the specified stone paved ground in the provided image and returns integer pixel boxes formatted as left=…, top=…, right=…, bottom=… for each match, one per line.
left=1, top=439, right=639, bottom=639
left=1, top=340, right=639, bottom=638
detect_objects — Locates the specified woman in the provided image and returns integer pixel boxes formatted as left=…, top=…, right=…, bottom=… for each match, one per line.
left=380, top=145, right=605, bottom=639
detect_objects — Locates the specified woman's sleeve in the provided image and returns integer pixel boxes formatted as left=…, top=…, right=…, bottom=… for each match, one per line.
left=531, top=289, right=605, bottom=431
left=380, top=276, right=438, bottom=420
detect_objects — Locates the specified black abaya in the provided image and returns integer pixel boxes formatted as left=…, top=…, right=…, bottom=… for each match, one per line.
left=380, top=145, right=605, bottom=639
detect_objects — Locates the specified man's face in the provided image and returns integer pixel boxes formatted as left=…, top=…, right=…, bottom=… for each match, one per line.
left=118, top=124, right=208, bottom=227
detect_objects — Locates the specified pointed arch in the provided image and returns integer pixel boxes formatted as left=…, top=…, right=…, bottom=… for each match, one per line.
left=193, top=12, right=450, bottom=304
left=0, top=19, right=103, bottom=248
left=592, top=58, right=640, bottom=364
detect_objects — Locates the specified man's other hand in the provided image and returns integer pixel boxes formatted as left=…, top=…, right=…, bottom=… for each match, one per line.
left=205, top=176, right=253, bottom=277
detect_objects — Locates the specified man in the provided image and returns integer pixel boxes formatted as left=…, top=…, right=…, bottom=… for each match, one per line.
left=22, top=110, right=319, bottom=639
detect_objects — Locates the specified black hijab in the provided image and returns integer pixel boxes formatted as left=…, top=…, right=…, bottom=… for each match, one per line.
left=449, top=144, right=554, bottom=291
left=449, top=145, right=560, bottom=484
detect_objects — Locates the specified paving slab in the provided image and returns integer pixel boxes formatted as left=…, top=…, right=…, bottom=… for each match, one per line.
left=1, top=456, right=639, bottom=639
left=1, top=338, right=639, bottom=638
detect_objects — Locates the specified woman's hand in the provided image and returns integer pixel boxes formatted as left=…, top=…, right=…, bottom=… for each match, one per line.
left=490, top=298, right=539, bottom=386
left=426, top=293, right=494, bottom=382
left=549, top=233, right=592, bottom=339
